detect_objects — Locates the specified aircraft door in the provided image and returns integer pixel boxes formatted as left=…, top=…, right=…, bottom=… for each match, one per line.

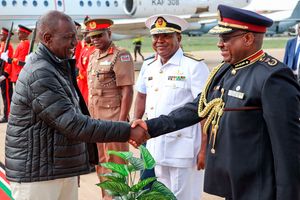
left=54, top=0, right=65, bottom=12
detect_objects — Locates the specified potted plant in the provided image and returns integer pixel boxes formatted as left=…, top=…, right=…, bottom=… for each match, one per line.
left=97, top=145, right=176, bottom=200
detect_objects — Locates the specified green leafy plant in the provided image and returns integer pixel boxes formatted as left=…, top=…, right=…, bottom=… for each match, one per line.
left=96, top=145, right=177, bottom=200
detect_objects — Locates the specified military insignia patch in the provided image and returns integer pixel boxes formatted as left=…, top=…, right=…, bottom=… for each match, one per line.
left=155, top=17, right=167, bottom=28
left=88, top=21, right=97, bottom=30
left=120, top=54, right=131, bottom=62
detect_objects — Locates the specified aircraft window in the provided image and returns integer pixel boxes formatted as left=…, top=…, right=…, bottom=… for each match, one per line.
left=57, top=0, right=62, bottom=7
left=88, top=0, right=92, bottom=7
left=79, top=0, right=84, bottom=6
left=22, top=0, right=28, bottom=6
left=44, top=0, right=48, bottom=6
left=97, top=0, right=101, bottom=7
left=33, top=0, right=37, bottom=6
left=1, top=0, right=7, bottom=7
left=105, top=1, right=109, bottom=7
left=114, top=1, right=118, bottom=7
left=12, top=0, right=17, bottom=6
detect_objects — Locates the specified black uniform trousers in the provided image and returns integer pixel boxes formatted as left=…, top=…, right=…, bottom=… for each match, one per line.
left=1, top=79, right=13, bottom=119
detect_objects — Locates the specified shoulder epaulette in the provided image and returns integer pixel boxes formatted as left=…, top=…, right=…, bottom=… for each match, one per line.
left=259, top=54, right=278, bottom=67
left=146, top=54, right=157, bottom=66
left=183, top=52, right=204, bottom=61
left=145, top=54, right=155, bottom=61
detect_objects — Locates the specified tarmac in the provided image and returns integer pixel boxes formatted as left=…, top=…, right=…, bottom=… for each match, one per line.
left=0, top=49, right=285, bottom=200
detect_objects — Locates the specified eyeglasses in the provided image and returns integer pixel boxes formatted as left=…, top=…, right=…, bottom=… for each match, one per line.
left=219, top=32, right=247, bottom=43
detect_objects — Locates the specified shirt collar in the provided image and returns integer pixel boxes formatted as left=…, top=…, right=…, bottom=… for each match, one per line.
left=157, top=48, right=183, bottom=67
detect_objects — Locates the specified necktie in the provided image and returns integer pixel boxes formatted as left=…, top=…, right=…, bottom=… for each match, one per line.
left=293, top=44, right=300, bottom=70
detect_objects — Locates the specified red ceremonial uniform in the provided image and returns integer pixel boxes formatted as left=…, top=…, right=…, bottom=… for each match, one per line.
left=0, top=42, right=13, bottom=78
left=0, top=41, right=13, bottom=120
left=77, top=42, right=95, bottom=104
left=11, top=40, right=29, bottom=83
left=74, top=40, right=83, bottom=65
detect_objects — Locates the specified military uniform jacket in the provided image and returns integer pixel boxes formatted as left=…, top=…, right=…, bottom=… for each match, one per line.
left=136, top=48, right=209, bottom=167
left=77, top=43, right=95, bottom=104
left=87, top=43, right=134, bottom=120
left=11, top=39, right=29, bottom=82
left=146, top=52, right=300, bottom=200
left=0, top=42, right=13, bottom=78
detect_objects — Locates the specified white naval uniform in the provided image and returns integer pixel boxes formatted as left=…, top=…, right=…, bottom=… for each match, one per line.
left=136, top=48, right=210, bottom=200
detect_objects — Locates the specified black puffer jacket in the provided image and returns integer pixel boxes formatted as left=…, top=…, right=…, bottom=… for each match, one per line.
left=5, top=43, right=131, bottom=182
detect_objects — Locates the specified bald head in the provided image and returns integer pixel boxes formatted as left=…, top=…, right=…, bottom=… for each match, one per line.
left=37, top=10, right=78, bottom=59
left=37, top=10, right=74, bottom=42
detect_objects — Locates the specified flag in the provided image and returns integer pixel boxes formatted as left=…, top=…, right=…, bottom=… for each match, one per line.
left=0, top=162, right=13, bottom=200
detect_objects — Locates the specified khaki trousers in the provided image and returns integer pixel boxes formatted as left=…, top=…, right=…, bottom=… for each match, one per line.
left=96, top=142, right=129, bottom=200
left=10, top=176, right=78, bottom=200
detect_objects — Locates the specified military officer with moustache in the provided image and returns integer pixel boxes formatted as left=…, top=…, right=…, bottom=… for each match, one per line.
left=85, top=18, right=135, bottom=200
left=131, top=5, right=300, bottom=200
left=134, top=14, right=209, bottom=200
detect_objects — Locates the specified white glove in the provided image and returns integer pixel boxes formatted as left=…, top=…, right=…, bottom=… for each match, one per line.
left=0, top=75, right=6, bottom=83
left=0, top=50, right=9, bottom=62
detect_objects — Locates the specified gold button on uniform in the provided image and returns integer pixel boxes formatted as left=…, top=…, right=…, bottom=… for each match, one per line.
left=231, top=69, right=236, bottom=75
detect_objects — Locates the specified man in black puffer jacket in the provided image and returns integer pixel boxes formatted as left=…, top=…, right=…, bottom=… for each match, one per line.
left=5, top=11, right=148, bottom=200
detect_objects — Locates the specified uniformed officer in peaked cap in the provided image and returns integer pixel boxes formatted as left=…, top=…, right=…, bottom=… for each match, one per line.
left=85, top=18, right=135, bottom=200
left=0, top=24, right=32, bottom=85
left=131, top=5, right=300, bottom=200
left=135, top=14, right=209, bottom=200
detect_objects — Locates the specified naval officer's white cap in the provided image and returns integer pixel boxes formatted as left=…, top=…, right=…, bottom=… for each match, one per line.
left=145, top=14, right=189, bottom=35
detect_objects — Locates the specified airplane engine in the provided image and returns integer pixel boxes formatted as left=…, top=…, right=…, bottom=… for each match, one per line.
left=123, top=0, right=205, bottom=17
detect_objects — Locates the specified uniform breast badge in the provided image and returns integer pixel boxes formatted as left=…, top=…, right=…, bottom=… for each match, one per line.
left=228, top=90, right=244, bottom=99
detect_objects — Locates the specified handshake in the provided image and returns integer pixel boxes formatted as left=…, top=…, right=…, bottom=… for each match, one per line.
left=128, top=119, right=150, bottom=148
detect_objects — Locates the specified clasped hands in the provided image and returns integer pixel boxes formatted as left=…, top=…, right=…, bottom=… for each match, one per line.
left=129, top=119, right=150, bottom=148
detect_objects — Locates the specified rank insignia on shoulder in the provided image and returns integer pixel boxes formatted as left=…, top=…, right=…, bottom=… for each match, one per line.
left=120, top=54, right=131, bottom=62
left=228, top=90, right=244, bottom=99
left=259, top=55, right=278, bottom=67
left=144, top=54, right=155, bottom=61
left=183, top=52, right=204, bottom=61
